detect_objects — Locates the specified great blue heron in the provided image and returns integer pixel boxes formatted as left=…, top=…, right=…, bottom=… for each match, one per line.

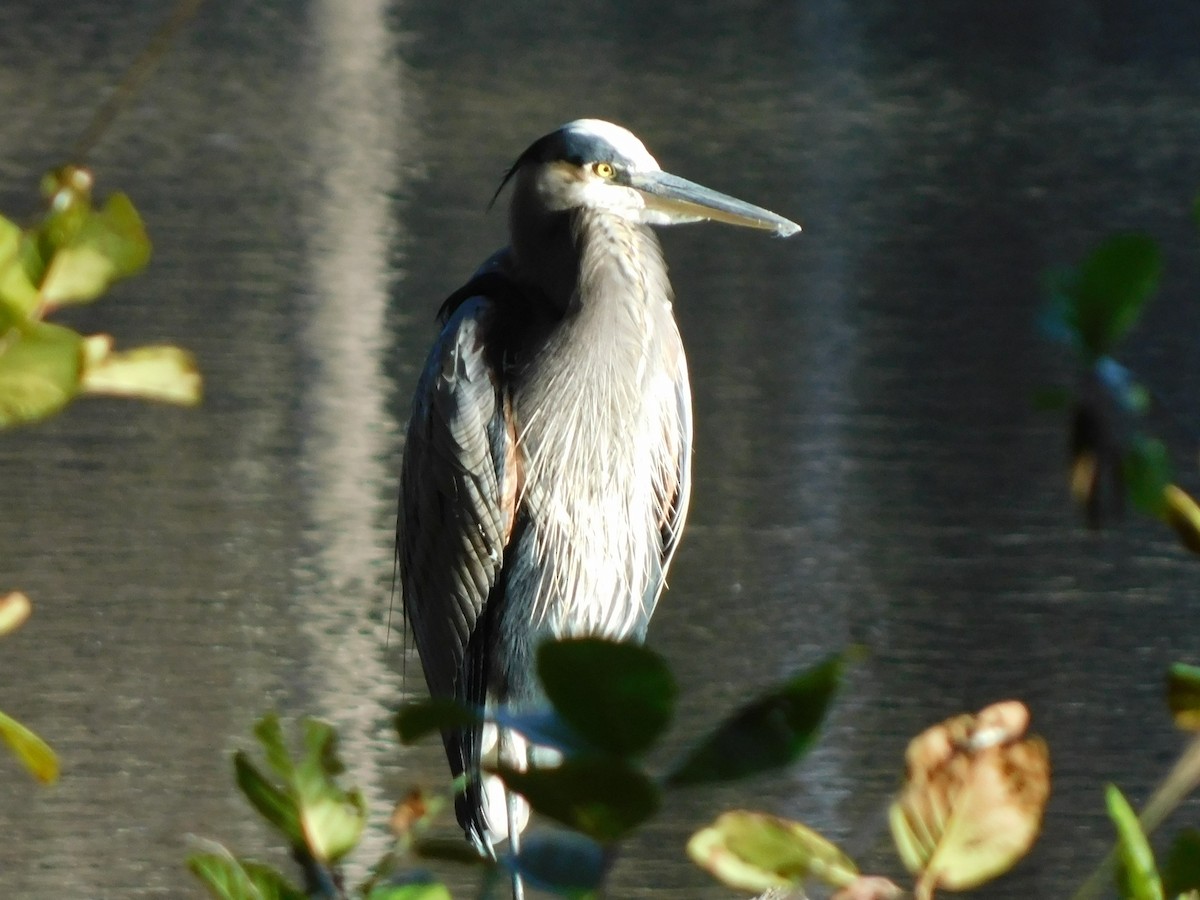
left=399, top=119, right=799, bottom=860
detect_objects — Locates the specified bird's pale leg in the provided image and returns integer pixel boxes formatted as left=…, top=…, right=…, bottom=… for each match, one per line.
left=499, top=725, right=526, bottom=900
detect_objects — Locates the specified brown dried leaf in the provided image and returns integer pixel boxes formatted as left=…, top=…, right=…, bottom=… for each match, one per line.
left=890, top=701, right=1050, bottom=899
left=391, top=788, right=431, bottom=837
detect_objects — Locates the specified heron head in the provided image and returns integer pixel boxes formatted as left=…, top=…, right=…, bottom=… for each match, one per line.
left=495, top=119, right=800, bottom=237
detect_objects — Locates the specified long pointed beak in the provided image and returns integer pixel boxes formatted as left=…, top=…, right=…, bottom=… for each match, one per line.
left=629, top=170, right=801, bottom=237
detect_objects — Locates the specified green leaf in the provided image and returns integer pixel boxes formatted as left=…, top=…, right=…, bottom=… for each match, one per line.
left=1168, top=664, right=1200, bottom=731
left=188, top=853, right=258, bottom=900
left=0, top=707, right=59, bottom=783
left=395, top=697, right=481, bottom=745
left=1070, top=233, right=1161, bottom=358
left=687, top=810, right=859, bottom=893
left=293, top=719, right=365, bottom=862
left=0, top=216, right=39, bottom=320
left=252, top=714, right=296, bottom=782
left=496, top=756, right=659, bottom=843
left=0, top=321, right=82, bottom=428
left=508, top=831, right=608, bottom=897
left=1107, top=783, right=1164, bottom=900
left=366, top=885, right=453, bottom=900
left=39, top=192, right=150, bottom=306
left=234, top=751, right=303, bottom=848
left=187, top=851, right=306, bottom=900
left=665, top=653, right=844, bottom=787
left=238, top=862, right=306, bottom=900
left=1094, top=356, right=1147, bottom=413
left=235, top=717, right=366, bottom=862
left=1165, top=487, right=1200, bottom=556
left=79, top=338, right=201, bottom=406
left=1164, top=829, right=1200, bottom=897
left=537, top=638, right=676, bottom=757
left=1124, top=437, right=1171, bottom=518
left=0, top=590, right=31, bottom=636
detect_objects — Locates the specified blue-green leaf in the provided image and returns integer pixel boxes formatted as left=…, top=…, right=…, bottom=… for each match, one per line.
left=507, top=830, right=608, bottom=897
left=665, top=653, right=844, bottom=787
left=496, top=756, right=659, bottom=843
left=395, top=698, right=481, bottom=745
left=537, top=637, right=676, bottom=758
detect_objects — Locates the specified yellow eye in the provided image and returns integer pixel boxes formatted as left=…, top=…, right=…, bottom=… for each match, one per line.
left=593, top=162, right=615, bottom=179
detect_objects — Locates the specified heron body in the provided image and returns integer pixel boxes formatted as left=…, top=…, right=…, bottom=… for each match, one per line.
left=399, top=119, right=799, bottom=856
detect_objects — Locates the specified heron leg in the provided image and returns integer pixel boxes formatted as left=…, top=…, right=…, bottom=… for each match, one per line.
left=499, top=726, right=526, bottom=900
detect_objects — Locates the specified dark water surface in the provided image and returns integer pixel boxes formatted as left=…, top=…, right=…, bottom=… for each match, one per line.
left=2, top=2, right=1200, bottom=897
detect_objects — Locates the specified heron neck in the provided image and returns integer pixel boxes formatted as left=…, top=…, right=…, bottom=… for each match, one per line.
left=509, top=204, right=666, bottom=315
left=570, top=208, right=668, bottom=317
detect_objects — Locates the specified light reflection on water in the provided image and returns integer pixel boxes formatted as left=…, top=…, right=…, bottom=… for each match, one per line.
left=287, top=0, right=412, bottom=879
left=0, top=2, right=1199, bottom=897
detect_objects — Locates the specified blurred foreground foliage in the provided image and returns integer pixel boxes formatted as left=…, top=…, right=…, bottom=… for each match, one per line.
left=193, top=640, right=1080, bottom=900
left=1, top=168, right=200, bottom=782
left=190, top=644, right=1200, bottom=899
left=1037, top=211, right=1200, bottom=900
left=0, top=165, right=200, bottom=428
left=1039, top=229, right=1200, bottom=553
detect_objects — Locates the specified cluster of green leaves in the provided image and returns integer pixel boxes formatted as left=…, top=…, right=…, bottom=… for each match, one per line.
left=1039, top=231, right=1200, bottom=551
left=0, top=165, right=200, bottom=428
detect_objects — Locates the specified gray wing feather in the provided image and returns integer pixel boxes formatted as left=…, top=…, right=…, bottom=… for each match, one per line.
left=400, top=295, right=511, bottom=707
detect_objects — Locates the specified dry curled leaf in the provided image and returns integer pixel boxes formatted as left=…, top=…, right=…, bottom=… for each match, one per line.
left=889, top=700, right=1050, bottom=900
left=390, top=787, right=444, bottom=840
